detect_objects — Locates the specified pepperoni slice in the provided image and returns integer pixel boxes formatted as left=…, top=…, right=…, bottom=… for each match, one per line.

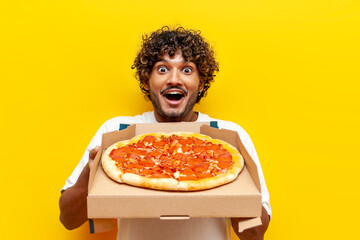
left=134, top=149, right=147, bottom=156
left=139, top=169, right=157, bottom=176
left=119, top=146, right=133, bottom=153
left=162, top=167, right=175, bottom=175
left=193, top=146, right=205, bottom=153
left=160, top=159, right=173, bottom=169
left=173, top=153, right=187, bottom=161
left=139, top=159, right=155, bottom=167
left=151, top=165, right=162, bottom=172
left=217, top=161, right=233, bottom=169
left=126, top=152, right=140, bottom=160
left=143, top=135, right=156, bottom=143
left=124, top=161, right=144, bottom=169
left=179, top=138, right=193, bottom=146
left=169, top=140, right=180, bottom=153
left=181, top=145, right=191, bottom=152
left=206, top=144, right=220, bottom=150
left=180, top=168, right=196, bottom=176
left=187, top=158, right=203, bottom=168
left=172, top=159, right=186, bottom=169
left=136, top=141, right=145, bottom=148
left=137, top=167, right=167, bottom=177
left=217, top=155, right=232, bottom=163
left=214, top=149, right=231, bottom=158
left=198, top=151, right=212, bottom=160
left=193, top=138, right=205, bottom=146
left=193, top=162, right=210, bottom=173
left=148, top=149, right=162, bottom=158
left=109, top=149, right=126, bottom=159
left=153, top=140, right=166, bottom=148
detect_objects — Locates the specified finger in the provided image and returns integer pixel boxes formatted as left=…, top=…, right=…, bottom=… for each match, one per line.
left=89, top=146, right=100, bottom=160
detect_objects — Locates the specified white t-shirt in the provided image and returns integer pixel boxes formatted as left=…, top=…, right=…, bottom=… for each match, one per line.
left=62, top=111, right=271, bottom=240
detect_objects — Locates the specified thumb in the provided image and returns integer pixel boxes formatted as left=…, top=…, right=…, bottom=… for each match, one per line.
left=88, top=145, right=100, bottom=167
left=89, top=146, right=100, bottom=160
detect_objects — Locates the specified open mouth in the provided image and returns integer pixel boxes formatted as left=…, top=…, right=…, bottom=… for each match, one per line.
left=164, top=92, right=184, bottom=101
left=162, top=89, right=186, bottom=104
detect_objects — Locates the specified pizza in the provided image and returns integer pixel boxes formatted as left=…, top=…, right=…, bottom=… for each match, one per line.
left=101, top=132, right=244, bottom=191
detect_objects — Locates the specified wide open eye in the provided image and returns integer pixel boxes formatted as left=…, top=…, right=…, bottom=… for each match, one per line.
left=158, top=66, right=168, bottom=73
left=182, top=67, right=192, bottom=74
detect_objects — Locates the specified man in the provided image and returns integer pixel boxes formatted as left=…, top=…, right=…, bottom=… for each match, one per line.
left=59, top=26, right=271, bottom=240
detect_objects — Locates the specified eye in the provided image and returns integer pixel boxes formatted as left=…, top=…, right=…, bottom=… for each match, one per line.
left=158, top=66, right=168, bottom=73
left=182, top=67, right=192, bottom=74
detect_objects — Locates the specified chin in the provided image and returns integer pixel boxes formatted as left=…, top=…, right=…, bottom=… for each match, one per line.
left=161, top=108, right=187, bottom=119
left=150, top=90, right=198, bottom=121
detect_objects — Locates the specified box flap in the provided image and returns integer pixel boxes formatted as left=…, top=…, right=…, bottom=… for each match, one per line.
left=235, top=134, right=261, bottom=191
left=88, top=146, right=103, bottom=192
left=89, top=219, right=117, bottom=234
left=237, top=217, right=262, bottom=232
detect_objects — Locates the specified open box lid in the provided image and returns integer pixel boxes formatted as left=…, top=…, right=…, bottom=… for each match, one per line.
left=87, top=122, right=262, bottom=233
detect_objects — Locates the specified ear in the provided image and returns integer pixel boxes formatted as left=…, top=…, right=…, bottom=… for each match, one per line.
left=199, top=78, right=205, bottom=92
left=143, top=79, right=150, bottom=90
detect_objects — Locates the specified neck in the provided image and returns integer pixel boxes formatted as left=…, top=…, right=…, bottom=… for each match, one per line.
left=154, top=111, right=198, bottom=123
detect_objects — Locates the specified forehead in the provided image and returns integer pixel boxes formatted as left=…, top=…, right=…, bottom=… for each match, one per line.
left=156, top=51, right=195, bottom=64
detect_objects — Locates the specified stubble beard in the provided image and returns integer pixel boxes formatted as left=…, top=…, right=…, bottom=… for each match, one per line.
left=149, top=89, right=198, bottom=120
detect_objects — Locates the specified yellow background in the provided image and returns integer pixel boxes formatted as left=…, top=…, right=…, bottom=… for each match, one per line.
left=1, top=0, right=359, bottom=239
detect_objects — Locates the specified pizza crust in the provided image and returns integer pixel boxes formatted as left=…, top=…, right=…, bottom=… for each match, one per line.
left=101, top=132, right=244, bottom=191
left=177, top=172, right=238, bottom=191
left=121, top=173, right=179, bottom=191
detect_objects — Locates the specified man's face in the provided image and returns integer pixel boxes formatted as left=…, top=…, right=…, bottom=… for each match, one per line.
left=144, top=51, right=204, bottom=122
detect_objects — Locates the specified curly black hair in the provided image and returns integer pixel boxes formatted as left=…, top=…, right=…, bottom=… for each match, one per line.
left=132, top=26, right=219, bottom=103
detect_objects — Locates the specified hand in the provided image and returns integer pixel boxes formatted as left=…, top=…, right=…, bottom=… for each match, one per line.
left=231, top=207, right=270, bottom=240
left=88, top=146, right=100, bottom=169
left=59, top=145, right=100, bottom=230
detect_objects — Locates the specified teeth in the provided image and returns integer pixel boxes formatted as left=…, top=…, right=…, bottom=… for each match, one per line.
left=166, top=92, right=183, bottom=96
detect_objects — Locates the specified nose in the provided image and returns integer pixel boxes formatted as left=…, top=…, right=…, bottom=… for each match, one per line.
left=167, top=68, right=183, bottom=86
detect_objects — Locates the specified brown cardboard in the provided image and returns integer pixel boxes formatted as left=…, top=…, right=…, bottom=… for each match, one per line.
left=87, top=122, right=262, bottom=232
left=237, top=217, right=262, bottom=232
left=90, top=219, right=117, bottom=233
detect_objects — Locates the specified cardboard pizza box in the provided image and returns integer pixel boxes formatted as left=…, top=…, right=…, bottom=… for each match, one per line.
left=87, top=122, right=263, bottom=233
